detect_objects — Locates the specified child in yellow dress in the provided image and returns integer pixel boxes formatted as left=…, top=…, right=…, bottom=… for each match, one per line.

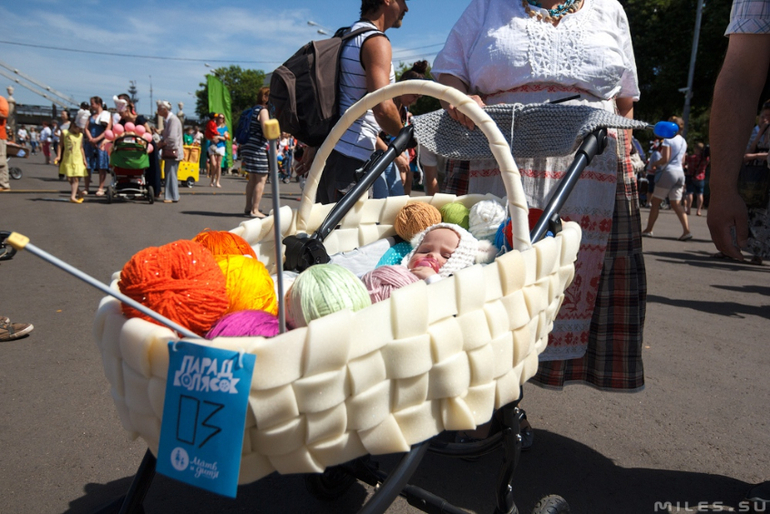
left=56, top=110, right=89, bottom=203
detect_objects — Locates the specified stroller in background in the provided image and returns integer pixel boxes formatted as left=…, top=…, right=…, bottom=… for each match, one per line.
left=107, top=133, right=154, bottom=204
left=6, top=141, right=26, bottom=180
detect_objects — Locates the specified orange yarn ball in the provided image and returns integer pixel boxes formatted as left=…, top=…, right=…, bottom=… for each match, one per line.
left=118, top=240, right=229, bottom=336
left=193, top=229, right=256, bottom=258
left=215, top=254, right=278, bottom=315
left=394, top=203, right=442, bottom=241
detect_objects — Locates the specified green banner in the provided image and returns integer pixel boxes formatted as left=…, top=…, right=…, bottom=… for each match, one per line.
left=207, top=74, right=233, bottom=169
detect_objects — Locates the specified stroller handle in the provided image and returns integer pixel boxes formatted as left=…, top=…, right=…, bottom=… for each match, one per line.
left=296, top=81, right=533, bottom=252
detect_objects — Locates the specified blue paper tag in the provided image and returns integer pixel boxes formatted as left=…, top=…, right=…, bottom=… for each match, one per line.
left=156, top=341, right=255, bottom=498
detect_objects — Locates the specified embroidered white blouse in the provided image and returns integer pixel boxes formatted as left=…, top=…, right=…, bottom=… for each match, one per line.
left=432, top=0, right=640, bottom=102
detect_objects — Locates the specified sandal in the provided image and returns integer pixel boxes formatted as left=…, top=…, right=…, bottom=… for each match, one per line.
left=641, top=231, right=653, bottom=237
left=678, top=233, right=693, bottom=241
left=95, top=190, right=105, bottom=196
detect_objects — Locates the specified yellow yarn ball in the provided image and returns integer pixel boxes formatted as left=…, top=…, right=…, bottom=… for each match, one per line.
left=394, top=203, right=442, bottom=241
left=215, top=255, right=278, bottom=315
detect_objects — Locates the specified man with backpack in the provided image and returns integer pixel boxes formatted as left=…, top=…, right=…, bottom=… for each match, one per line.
left=293, top=0, right=409, bottom=204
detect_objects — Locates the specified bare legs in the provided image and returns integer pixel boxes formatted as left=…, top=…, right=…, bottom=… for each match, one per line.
left=643, top=196, right=691, bottom=238
left=96, top=170, right=107, bottom=195
left=670, top=200, right=691, bottom=237
left=68, top=177, right=83, bottom=203
left=245, top=173, right=267, bottom=217
left=209, top=153, right=222, bottom=187
left=423, top=164, right=439, bottom=196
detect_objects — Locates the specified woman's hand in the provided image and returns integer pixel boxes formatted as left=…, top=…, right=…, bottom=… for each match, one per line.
left=442, top=94, right=486, bottom=130
left=294, top=147, right=318, bottom=177
left=395, top=151, right=410, bottom=178
left=436, top=73, right=485, bottom=130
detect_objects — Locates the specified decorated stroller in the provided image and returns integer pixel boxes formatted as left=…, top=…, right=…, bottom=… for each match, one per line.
left=107, top=133, right=154, bottom=204
left=8, top=82, right=650, bottom=514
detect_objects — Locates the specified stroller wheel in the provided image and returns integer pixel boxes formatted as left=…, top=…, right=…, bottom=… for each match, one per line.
left=0, top=231, right=18, bottom=261
left=304, top=466, right=356, bottom=501
left=532, top=495, right=570, bottom=514
left=106, top=188, right=113, bottom=204
left=185, top=177, right=195, bottom=188
left=147, top=186, right=155, bottom=204
left=10, top=167, right=22, bottom=180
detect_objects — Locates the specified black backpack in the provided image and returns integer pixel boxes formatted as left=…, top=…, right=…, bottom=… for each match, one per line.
left=269, top=26, right=375, bottom=147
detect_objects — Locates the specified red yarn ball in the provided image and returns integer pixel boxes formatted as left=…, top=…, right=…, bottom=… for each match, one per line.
left=505, top=208, right=544, bottom=248
left=118, top=240, right=229, bottom=336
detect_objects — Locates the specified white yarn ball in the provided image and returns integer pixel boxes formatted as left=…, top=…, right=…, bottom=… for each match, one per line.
left=469, top=200, right=506, bottom=241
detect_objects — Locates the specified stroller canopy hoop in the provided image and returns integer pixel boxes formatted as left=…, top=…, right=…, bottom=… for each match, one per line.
left=297, top=81, right=533, bottom=252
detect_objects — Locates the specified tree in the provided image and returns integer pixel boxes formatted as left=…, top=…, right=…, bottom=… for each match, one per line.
left=622, top=0, right=732, bottom=145
left=194, top=65, right=266, bottom=129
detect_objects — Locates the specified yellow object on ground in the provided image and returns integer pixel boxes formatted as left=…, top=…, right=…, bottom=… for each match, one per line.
left=161, top=145, right=200, bottom=188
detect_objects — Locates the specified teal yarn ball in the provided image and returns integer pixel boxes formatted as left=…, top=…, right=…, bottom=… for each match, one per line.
left=286, top=264, right=372, bottom=327
left=376, top=241, right=413, bottom=268
left=440, top=202, right=470, bottom=229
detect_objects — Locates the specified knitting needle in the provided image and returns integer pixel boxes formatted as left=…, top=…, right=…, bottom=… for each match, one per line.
left=264, top=119, right=287, bottom=334
left=3, top=231, right=201, bottom=340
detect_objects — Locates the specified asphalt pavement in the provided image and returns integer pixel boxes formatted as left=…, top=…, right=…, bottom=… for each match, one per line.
left=1, top=152, right=768, bottom=514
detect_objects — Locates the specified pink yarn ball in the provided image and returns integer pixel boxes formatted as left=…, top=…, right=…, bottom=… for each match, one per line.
left=146, top=143, right=154, bottom=153
left=361, top=265, right=420, bottom=303
left=205, top=310, right=280, bottom=339
left=124, top=122, right=136, bottom=133
left=142, top=132, right=153, bottom=142
left=104, top=129, right=115, bottom=141
left=134, top=124, right=146, bottom=136
left=113, top=124, right=125, bottom=135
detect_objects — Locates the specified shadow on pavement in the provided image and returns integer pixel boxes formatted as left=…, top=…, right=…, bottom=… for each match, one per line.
left=647, top=294, right=770, bottom=320
left=181, top=210, right=255, bottom=218
left=64, top=430, right=750, bottom=514
left=712, top=284, right=770, bottom=297
left=646, top=250, right=770, bottom=273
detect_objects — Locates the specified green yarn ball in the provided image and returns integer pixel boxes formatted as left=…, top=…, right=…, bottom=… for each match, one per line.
left=286, top=264, right=372, bottom=327
left=440, top=202, right=470, bottom=229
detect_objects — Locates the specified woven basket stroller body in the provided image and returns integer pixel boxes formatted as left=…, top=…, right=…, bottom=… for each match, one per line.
left=93, top=81, right=583, bottom=485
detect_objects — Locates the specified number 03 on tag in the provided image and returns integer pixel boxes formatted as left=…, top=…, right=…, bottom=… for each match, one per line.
left=156, top=341, right=255, bottom=498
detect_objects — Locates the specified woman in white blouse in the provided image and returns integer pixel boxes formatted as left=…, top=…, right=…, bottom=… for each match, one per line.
left=433, top=0, right=646, bottom=397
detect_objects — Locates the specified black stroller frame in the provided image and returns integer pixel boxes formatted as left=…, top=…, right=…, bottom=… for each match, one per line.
left=93, top=122, right=609, bottom=514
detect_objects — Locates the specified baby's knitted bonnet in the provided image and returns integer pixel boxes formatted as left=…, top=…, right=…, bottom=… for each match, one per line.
left=402, top=223, right=479, bottom=278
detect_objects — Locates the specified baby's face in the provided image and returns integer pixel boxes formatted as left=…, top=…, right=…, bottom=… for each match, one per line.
left=407, top=228, right=460, bottom=273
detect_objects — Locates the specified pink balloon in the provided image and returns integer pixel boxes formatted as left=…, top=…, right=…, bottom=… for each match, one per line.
left=142, top=132, right=152, bottom=142
left=103, top=129, right=114, bottom=141
left=146, top=143, right=154, bottom=153
left=103, top=142, right=113, bottom=153
left=113, top=124, right=125, bottom=135
left=134, top=124, right=146, bottom=136
left=124, top=122, right=136, bottom=133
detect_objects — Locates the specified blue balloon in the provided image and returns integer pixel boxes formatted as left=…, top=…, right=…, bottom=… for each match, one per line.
left=653, top=121, right=679, bottom=139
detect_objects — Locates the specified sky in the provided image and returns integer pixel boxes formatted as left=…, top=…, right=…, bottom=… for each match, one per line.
left=0, top=0, right=471, bottom=117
